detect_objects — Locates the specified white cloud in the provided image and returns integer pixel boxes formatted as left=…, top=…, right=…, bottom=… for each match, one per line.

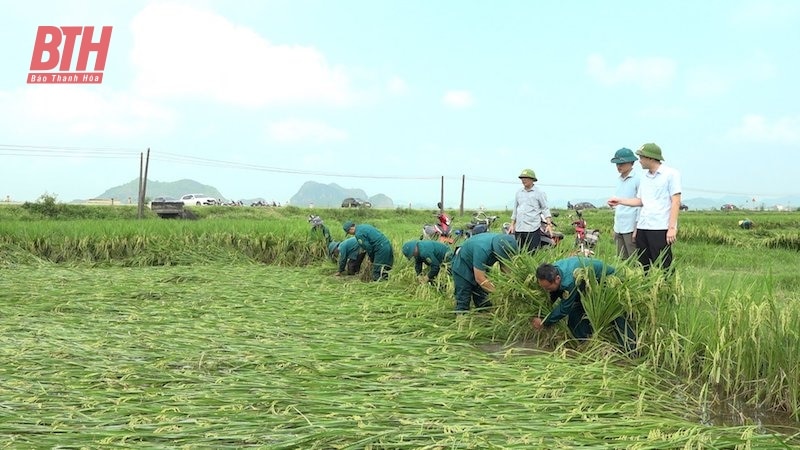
left=726, top=114, right=800, bottom=144
left=130, top=2, right=354, bottom=108
left=387, top=76, right=408, bottom=95
left=0, top=85, right=175, bottom=137
left=266, top=119, right=348, bottom=143
left=443, top=90, right=474, bottom=108
left=587, top=54, right=676, bottom=90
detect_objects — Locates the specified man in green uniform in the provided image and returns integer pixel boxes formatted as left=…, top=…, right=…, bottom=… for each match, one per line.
left=330, top=238, right=366, bottom=276
left=343, top=220, right=394, bottom=281
left=401, top=239, right=452, bottom=284
left=531, top=256, right=636, bottom=352
left=450, top=232, right=518, bottom=312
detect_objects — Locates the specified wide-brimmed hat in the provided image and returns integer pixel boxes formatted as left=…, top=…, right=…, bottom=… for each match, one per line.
left=342, top=221, right=355, bottom=233
left=635, top=143, right=664, bottom=161
left=401, top=241, right=418, bottom=259
left=610, top=147, right=637, bottom=164
left=518, top=169, right=538, bottom=181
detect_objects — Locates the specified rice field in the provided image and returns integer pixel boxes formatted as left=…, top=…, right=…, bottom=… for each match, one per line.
left=1, top=204, right=799, bottom=447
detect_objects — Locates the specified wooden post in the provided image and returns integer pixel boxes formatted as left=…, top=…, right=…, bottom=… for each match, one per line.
left=137, top=148, right=151, bottom=219
left=439, top=176, right=444, bottom=214
left=137, top=152, right=144, bottom=219
left=142, top=147, right=150, bottom=210
left=459, top=175, right=465, bottom=216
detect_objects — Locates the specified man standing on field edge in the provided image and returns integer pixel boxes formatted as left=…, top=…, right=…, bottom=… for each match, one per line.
left=609, top=148, right=640, bottom=260
left=509, top=168, right=553, bottom=253
left=607, top=143, right=682, bottom=272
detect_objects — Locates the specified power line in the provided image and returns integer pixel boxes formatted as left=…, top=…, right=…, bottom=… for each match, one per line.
left=2, top=143, right=797, bottom=198
left=153, top=151, right=440, bottom=180
left=0, top=144, right=141, bottom=158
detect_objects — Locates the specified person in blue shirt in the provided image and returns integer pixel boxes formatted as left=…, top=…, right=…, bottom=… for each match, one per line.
left=609, top=148, right=640, bottom=260
left=401, top=240, right=452, bottom=284
left=608, top=143, right=682, bottom=272
left=531, top=256, right=636, bottom=352
left=450, top=233, right=518, bottom=312
left=330, top=238, right=366, bottom=276
left=343, top=220, right=394, bottom=281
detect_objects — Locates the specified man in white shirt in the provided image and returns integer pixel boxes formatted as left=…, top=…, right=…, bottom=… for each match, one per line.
left=509, top=168, right=553, bottom=253
left=607, top=143, right=682, bottom=272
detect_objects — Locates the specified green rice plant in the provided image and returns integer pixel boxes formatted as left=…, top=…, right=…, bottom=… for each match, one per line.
left=3, top=208, right=800, bottom=427
left=0, top=263, right=794, bottom=447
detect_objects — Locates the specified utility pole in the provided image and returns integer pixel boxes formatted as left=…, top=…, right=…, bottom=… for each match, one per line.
left=137, top=148, right=151, bottom=219
left=137, top=152, right=144, bottom=219
left=439, top=176, right=444, bottom=213
left=459, top=175, right=465, bottom=215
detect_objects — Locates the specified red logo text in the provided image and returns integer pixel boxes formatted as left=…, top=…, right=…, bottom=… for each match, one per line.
left=28, top=26, right=113, bottom=84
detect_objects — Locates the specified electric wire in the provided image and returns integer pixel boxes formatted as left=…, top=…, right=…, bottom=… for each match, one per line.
left=0, top=143, right=795, bottom=199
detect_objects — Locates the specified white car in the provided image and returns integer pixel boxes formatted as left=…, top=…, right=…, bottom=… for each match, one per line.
left=180, top=194, right=217, bottom=206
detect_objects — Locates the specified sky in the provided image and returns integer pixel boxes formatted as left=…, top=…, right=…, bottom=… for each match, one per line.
left=1, top=0, right=799, bottom=209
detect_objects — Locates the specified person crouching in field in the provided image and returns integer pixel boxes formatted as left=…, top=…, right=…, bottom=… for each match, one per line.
left=450, top=233, right=518, bottom=312
left=330, top=238, right=366, bottom=276
left=531, top=256, right=637, bottom=353
left=343, top=221, right=394, bottom=281
left=401, top=239, right=452, bottom=284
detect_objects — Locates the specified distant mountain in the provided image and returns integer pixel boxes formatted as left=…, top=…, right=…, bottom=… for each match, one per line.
left=369, top=193, right=394, bottom=208
left=94, top=178, right=225, bottom=202
left=289, top=181, right=394, bottom=208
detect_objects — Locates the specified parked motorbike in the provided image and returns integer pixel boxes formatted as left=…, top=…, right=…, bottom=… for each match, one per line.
left=540, top=220, right=565, bottom=249
left=571, top=210, right=600, bottom=256
left=502, top=213, right=564, bottom=249
left=462, top=211, right=499, bottom=238
left=421, top=211, right=454, bottom=243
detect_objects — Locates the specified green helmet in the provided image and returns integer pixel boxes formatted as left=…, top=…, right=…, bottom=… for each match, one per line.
left=610, top=147, right=637, bottom=164
left=402, top=241, right=418, bottom=259
left=492, top=234, right=518, bottom=260
left=518, top=168, right=538, bottom=181
left=327, top=241, right=340, bottom=258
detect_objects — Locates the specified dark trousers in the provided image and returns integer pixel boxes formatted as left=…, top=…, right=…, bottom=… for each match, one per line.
left=515, top=229, right=542, bottom=253
left=453, top=274, right=491, bottom=311
left=346, top=252, right=366, bottom=275
left=635, top=229, right=672, bottom=272
left=369, top=244, right=394, bottom=281
left=569, top=299, right=638, bottom=353
left=566, top=300, right=593, bottom=339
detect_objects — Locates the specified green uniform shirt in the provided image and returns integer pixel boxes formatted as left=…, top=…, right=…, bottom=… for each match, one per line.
left=338, top=237, right=363, bottom=273
left=414, top=240, right=451, bottom=279
left=543, top=256, right=615, bottom=326
left=354, top=224, right=390, bottom=256
left=451, top=233, right=515, bottom=282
